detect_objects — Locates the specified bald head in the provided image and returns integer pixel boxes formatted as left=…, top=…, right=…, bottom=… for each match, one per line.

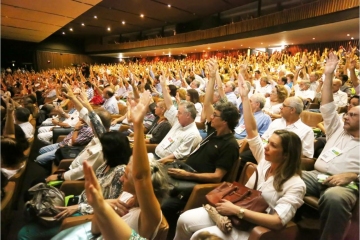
left=332, top=79, right=342, bottom=93
left=103, top=87, right=114, bottom=99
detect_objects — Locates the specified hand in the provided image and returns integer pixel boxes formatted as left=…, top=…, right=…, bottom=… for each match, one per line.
left=348, top=59, right=357, bottom=70
left=63, top=84, right=75, bottom=99
left=77, top=90, right=93, bottom=111
left=74, top=120, right=84, bottom=130
left=105, top=198, right=134, bottom=217
left=215, top=199, right=238, bottom=216
left=51, top=119, right=59, bottom=125
left=324, top=52, right=339, bottom=75
left=129, top=90, right=152, bottom=125
left=167, top=168, right=189, bottom=179
left=159, top=74, right=167, bottom=86
left=2, top=96, right=15, bottom=112
left=206, top=58, right=218, bottom=78
left=158, top=159, right=174, bottom=164
left=323, top=173, right=357, bottom=187
left=83, top=160, right=105, bottom=212
left=237, top=70, right=250, bottom=98
left=54, top=205, right=78, bottom=220
left=111, top=119, right=118, bottom=126
left=46, top=174, right=58, bottom=182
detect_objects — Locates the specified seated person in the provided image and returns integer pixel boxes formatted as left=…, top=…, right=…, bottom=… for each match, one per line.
left=144, top=101, right=171, bottom=144
left=35, top=119, right=93, bottom=166
left=52, top=91, right=170, bottom=240
left=14, top=107, right=34, bottom=139
left=302, top=53, right=359, bottom=240
left=153, top=76, right=202, bottom=161
left=18, top=131, right=132, bottom=240
left=161, top=59, right=240, bottom=238
left=174, top=64, right=305, bottom=240
left=234, top=93, right=271, bottom=141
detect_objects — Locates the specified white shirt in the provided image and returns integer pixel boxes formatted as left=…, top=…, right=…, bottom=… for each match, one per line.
left=263, top=98, right=282, bottom=115
left=255, top=84, right=272, bottom=97
left=333, top=90, right=348, bottom=108
left=315, top=102, right=359, bottom=175
left=18, top=122, right=34, bottom=139
left=262, top=118, right=314, bottom=158
left=155, top=105, right=202, bottom=159
left=294, top=85, right=315, bottom=101
left=102, top=95, right=119, bottom=114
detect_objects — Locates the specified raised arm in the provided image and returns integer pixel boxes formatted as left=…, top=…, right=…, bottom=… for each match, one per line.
left=321, top=52, right=339, bottom=105
left=130, top=91, right=162, bottom=238
left=348, top=58, right=359, bottom=91
left=2, top=97, right=15, bottom=138
left=159, top=73, right=173, bottom=110
left=238, top=69, right=258, bottom=139
left=203, top=59, right=217, bottom=121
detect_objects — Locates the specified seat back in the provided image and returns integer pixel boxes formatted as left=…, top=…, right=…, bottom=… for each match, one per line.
left=238, top=162, right=257, bottom=185
left=300, top=111, right=323, bottom=128
left=223, top=157, right=242, bottom=182
left=153, top=215, right=169, bottom=240
left=118, top=103, right=127, bottom=116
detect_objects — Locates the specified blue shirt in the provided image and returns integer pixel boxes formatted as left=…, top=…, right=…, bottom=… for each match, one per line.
left=234, top=111, right=271, bottom=139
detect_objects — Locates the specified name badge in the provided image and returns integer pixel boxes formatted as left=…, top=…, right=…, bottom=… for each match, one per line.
left=235, top=125, right=245, bottom=134
left=320, top=147, right=342, bottom=162
left=160, top=137, right=174, bottom=149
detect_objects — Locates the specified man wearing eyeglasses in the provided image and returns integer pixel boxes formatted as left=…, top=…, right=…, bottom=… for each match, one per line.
left=302, top=53, right=360, bottom=240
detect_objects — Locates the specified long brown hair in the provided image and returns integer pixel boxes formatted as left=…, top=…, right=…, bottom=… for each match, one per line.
left=272, top=130, right=302, bottom=191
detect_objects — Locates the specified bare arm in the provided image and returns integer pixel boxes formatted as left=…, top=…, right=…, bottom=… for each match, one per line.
left=159, top=73, right=173, bottom=110
left=203, top=59, right=217, bottom=121
left=3, top=97, right=15, bottom=138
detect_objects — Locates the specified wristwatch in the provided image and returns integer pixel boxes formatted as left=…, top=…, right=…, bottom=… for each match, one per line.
left=237, top=207, right=245, bottom=219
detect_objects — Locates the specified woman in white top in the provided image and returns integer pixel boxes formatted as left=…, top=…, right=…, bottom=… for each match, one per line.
left=263, top=85, right=288, bottom=119
left=174, top=61, right=306, bottom=240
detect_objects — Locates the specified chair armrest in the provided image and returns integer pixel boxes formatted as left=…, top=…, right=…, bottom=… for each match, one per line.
left=146, top=144, right=158, bottom=154
left=183, top=183, right=221, bottom=212
left=119, top=124, right=131, bottom=132
left=52, top=159, right=74, bottom=174
left=59, top=215, right=94, bottom=231
left=60, top=180, right=85, bottom=196
left=248, top=221, right=299, bottom=240
left=53, top=127, right=73, bottom=143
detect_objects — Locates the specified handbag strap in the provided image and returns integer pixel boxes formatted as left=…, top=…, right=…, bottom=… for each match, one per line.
left=253, top=169, right=259, bottom=190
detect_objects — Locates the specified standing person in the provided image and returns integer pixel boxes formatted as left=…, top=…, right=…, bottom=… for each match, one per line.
left=175, top=63, right=306, bottom=240
left=302, top=52, right=359, bottom=240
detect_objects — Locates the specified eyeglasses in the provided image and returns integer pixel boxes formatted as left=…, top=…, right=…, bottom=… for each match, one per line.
left=212, top=113, right=222, bottom=118
left=343, top=112, right=359, bottom=118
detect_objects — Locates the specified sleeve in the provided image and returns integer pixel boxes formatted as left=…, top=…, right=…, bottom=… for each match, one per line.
left=247, top=135, right=264, bottom=164
left=164, top=105, right=178, bottom=126
left=301, top=128, right=315, bottom=158
left=73, top=126, right=94, bottom=145
left=88, top=111, right=106, bottom=137
left=215, top=142, right=239, bottom=172
left=320, top=102, right=341, bottom=139
left=79, top=107, right=91, bottom=126
left=273, top=179, right=306, bottom=226
left=338, top=93, right=348, bottom=107
left=173, top=133, right=200, bottom=159
left=257, top=115, right=271, bottom=136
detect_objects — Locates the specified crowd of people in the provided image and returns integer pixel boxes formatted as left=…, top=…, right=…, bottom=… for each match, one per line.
left=1, top=46, right=359, bottom=240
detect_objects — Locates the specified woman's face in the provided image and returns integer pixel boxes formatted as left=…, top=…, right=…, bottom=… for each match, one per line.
left=269, top=87, right=278, bottom=102
left=120, top=160, right=135, bottom=194
left=155, top=103, right=165, bottom=117
left=186, top=92, right=191, bottom=102
left=264, top=134, right=284, bottom=163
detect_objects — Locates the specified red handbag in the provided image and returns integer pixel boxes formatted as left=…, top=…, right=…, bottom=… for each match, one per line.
left=205, top=169, right=269, bottom=231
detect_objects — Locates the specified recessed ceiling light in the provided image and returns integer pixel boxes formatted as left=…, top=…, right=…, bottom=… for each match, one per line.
left=81, top=23, right=85, bottom=26
left=69, top=28, right=73, bottom=31
left=94, top=15, right=97, bottom=19
left=351, top=37, right=354, bottom=39
left=261, top=43, right=263, bottom=44
left=347, top=34, right=350, bottom=36
left=312, top=38, right=315, bottom=40
left=240, top=45, right=243, bottom=46
left=107, top=27, right=111, bottom=31
left=62, top=32, right=65, bottom=35
left=168, top=4, right=171, bottom=8
left=207, top=47, right=210, bottom=50
left=232, top=48, right=234, bottom=50
left=223, top=46, right=225, bottom=48
left=122, top=21, right=125, bottom=25
left=140, top=14, right=144, bottom=18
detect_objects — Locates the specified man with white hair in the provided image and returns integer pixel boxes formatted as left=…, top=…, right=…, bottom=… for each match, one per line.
left=234, top=93, right=271, bottom=140
left=316, top=78, right=348, bottom=108
left=294, top=80, right=315, bottom=102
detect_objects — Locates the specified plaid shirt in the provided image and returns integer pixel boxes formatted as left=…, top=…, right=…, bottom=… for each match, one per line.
left=60, top=125, right=94, bottom=147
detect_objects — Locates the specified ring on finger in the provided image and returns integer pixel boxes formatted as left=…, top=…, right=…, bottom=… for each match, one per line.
left=114, top=206, right=118, bottom=211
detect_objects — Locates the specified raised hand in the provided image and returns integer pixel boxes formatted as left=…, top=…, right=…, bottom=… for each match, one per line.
left=83, top=160, right=105, bottom=212
left=63, top=83, right=75, bottom=99
left=206, top=58, right=218, bottom=78
left=129, top=90, right=152, bottom=125
left=324, top=52, right=339, bottom=75
left=77, top=90, right=92, bottom=111
left=237, top=68, right=250, bottom=98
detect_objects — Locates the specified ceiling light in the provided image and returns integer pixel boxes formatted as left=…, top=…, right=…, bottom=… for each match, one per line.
left=107, top=27, right=111, bottom=31
left=140, top=14, right=144, bottom=18
left=69, top=28, right=73, bottom=31
left=122, top=21, right=125, bottom=25
left=62, top=32, right=65, bottom=35
left=207, top=47, right=210, bottom=50
left=81, top=23, right=85, bottom=26
left=223, top=46, right=225, bottom=48
left=312, top=38, right=315, bottom=40
left=240, top=45, right=243, bottom=46
left=168, top=4, right=171, bottom=8
left=347, top=34, right=350, bottom=36
left=261, top=43, right=263, bottom=44
left=351, top=37, right=354, bottom=39
left=94, top=15, right=97, bottom=19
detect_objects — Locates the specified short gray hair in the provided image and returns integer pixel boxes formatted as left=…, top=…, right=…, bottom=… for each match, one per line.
left=251, top=93, right=266, bottom=109
left=287, top=96, right=304, bottom=114
left=179, top=101, right=197, bottom=120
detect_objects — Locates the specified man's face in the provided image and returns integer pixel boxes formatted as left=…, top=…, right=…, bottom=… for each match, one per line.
left=224, top=82, right=233, bottom=93
left=309, top=73, right=317, bottom=83
left=280, top=99, right=294, bottom=120
left=348, top=98, right=359, bottom=112
left=190, top=81, right=197, bottom=89
left=176, top=105, right=189, bottom=126
left=249, top=96, right=260, bottom=112
left=299, top=82, right=308, bottom=91
left=332, top=80, right=342, bottom=93
left=343, top=106, right=360, bottom=133
left=210, top=110, right=223, bottom=129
